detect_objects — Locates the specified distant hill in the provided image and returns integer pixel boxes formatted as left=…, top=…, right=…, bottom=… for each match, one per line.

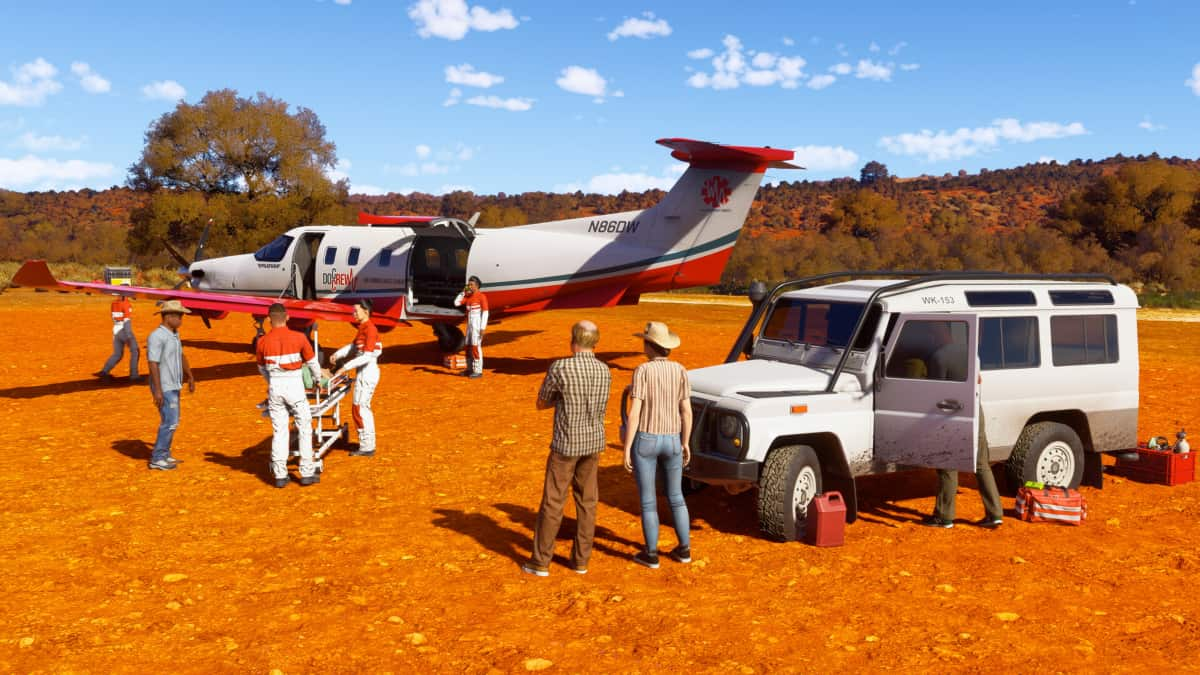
left=3, top=153, right=1198, bottom=291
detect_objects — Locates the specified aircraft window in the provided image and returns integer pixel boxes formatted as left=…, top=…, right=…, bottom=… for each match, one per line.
left=380, top=249, right=392, bottom=267
left=253, top=235, right=294, bottom=263
left=324, top=247, right=337, bottom=265
left=348, top=247, right=361, bottom=266
left=425, top=248, right=441, bottom=270
left=454, top=248, right=468, bottom=269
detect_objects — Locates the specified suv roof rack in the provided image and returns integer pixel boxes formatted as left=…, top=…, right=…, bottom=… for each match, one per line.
left=726, top=270, right=1120, bottom=393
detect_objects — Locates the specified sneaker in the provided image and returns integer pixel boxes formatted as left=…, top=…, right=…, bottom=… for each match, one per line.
left=166, top=457, right=184, bottom=465
left=147, top=459, right=176, bottom=471
left=520, top=562, right=550, bottom=577
left=299, top=474, right=320, bottom=486
left=573, top=566, right=588, bottom=575
left=633, top=551, right=660, bottom=569
left=96, top=371, right=113, bottom=381
left=467, top=372, right=483, bottom=379
left=348, top=449, right=375, bottom=457
left=919, top=516, right=954, bottom=529
left=274, top=477, right=290, bottom=489
left=668, top=546, right=692, bottom=564
left=974, top=516, right=1003, bottom=530
left=255, top=399, right=269, bottom=410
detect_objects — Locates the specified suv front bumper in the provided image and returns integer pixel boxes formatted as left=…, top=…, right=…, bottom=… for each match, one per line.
left=686, top=450, right=760, bottom=484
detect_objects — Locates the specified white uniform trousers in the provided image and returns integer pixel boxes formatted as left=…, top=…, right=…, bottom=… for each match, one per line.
left=353, top=367, right=378, bottom=454
left=268, top=377, right=315, bottom=479
left=466, top=316, right=484, bottom=374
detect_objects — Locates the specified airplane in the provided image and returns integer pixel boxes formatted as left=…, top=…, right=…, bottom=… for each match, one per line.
left=14, top=138, right=800, bottom=352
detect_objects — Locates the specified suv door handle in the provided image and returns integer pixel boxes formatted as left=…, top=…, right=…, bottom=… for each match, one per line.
left=936, top=399, right=962, bottom=412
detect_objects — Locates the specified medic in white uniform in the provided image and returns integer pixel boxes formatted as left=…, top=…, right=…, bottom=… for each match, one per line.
left=332, top=299, right=382, bottom=457
left=96, top=295, right=141, bottom=382
left=454, top=275, right=489, bottom=379
left=256, top=303, right=323, bottom=488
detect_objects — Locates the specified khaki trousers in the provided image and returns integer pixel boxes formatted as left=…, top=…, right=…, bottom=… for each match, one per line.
left=530, top=451, right=599, bottom=569
left=935, top=410, right=1003, bottom=521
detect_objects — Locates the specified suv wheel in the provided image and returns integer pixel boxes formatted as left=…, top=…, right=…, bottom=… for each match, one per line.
left=1006, top=421, right=1085, bottom=489
left=758, top=444, right=822, bottom=541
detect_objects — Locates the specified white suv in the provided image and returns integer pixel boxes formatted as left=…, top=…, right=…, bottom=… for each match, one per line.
left=683, top=272, right=1139, bottom=540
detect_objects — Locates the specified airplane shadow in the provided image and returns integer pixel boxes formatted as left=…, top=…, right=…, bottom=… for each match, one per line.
left=183, top=339, right=255, bottom=355
left=204, top=436, right=276, bottom=486
left=431, top=502, right=645, bottom=565
left=478, top=329, right=541, bottom=347
left=0, top=361, right=260, bottom=400
left=485, top=350, right=641, bottom=376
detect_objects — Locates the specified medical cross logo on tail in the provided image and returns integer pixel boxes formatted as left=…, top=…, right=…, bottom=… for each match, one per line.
left=14, top=138, right=801, bottom=354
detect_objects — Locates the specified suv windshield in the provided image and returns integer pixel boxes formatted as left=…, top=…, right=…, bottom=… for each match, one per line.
left=254, top=235, right=294, bottom=262
left=761, top=299, right=877, bottom=350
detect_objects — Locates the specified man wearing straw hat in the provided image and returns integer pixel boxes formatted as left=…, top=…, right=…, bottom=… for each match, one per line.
left=623, top=321, right=693, bottom=569
left=146, top=300, right=196, bottom=471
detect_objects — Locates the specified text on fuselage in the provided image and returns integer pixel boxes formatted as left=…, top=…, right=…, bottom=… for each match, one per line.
left=588, top=219, right=639, bottom=234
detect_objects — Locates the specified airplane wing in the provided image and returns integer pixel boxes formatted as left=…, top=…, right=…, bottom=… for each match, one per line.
left=12, top=260, right=406, bottom=327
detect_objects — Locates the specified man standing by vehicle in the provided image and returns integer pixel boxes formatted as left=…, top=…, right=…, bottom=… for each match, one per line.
left=146, top=300, right=195, bottom=471
left=330, top=299, right=382, bottom=458
left=96, top=294, right=142, bottom=383
left=454, top=275, right=489, bottom=379
left=257, top=303, right=323, bottom=488
left=521, top=320, right=611, bottom=577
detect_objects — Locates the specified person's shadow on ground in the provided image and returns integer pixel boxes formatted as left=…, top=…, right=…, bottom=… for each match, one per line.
left=112, top=439, right=152, bottom=462
left=204, top=436, right=276, bottom=486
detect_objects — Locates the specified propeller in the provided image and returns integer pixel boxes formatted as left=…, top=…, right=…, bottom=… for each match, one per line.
left=162, top=218, right=215, bottom=327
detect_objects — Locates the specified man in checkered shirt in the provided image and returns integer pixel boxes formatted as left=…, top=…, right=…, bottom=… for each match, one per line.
left=521, top=320, right=611, bottom=577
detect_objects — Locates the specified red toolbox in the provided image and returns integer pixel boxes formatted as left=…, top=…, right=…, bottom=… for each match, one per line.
left=804, top=491, right=846, bottom=547
left=1112, top=446, right=1195, bottom=486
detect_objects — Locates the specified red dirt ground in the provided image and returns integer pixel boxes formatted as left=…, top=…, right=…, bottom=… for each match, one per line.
left=0, top=291, right=1197, bottom=673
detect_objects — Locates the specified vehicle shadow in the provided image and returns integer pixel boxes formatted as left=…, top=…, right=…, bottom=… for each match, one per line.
left=112, top=439, right=152, bottom=462
left=595, top=464, right=740, bottom=536
left=855, top=470, right=944, bottom=525
left=204, top=436, right=276, bottom=486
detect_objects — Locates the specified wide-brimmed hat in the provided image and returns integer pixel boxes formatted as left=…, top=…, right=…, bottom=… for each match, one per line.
left=156, top=299, right=192, bottom=315
left=634, top=321, right=680, bottom=349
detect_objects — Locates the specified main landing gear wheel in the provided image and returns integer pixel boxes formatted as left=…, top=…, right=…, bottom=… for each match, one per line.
left=758, top=444, right=822, bottom=542
left=432, top=323, right=466, bottom=353
left=1006, top=421, right=1085, bottom=489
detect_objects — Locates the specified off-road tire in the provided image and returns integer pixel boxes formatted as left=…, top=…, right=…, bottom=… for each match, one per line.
left=758, top=444, right=822, bottom=541
left=1006, top=421, right=1085, bottom=489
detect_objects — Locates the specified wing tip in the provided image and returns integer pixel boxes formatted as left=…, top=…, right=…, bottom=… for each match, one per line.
left=12, top=260, right=57, bottom=288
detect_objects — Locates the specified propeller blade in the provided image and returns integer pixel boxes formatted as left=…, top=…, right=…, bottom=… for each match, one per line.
left=193, top=218, right=213, bottom=262
left=201, top=315, right=212, bottom=329
left=163, top=238, right=190, bottom=269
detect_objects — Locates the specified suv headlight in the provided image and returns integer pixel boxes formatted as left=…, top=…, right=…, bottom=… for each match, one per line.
left=719, top=414, right=741, bottom=439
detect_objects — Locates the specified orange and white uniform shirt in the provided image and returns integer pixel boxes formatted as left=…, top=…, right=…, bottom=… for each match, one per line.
left=333, top=320, right=382, bottom=454
left=111, top=297, right=134, bottom=339
left=256, top=326, right=322, bottom=480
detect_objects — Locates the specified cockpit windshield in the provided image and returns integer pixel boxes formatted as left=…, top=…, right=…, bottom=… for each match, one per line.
left=254, top=235, right=294, bottom=262
left=760, top=299, right=878, bottom=350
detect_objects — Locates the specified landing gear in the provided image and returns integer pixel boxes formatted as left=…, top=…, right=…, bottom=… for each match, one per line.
left=432, top=323, right=466, bottom=353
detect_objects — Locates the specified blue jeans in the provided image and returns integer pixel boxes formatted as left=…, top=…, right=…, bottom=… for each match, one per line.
left=152, top=390, right=180, bottom=463
left=631, top=431, right=690, bottom=553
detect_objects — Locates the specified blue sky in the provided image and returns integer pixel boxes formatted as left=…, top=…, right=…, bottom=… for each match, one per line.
left=1, top=0, right=1197, bottom=196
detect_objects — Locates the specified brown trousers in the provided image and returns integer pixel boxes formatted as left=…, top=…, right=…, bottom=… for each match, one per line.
left=530, top=451, right=599, bottom=569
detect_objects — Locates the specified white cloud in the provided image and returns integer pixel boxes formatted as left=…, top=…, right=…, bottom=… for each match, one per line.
left=141, top=80, right=186, bottom=101
left=869, top=41, right=880, bottom=53
left=855, top=59, right=892, bottom=81
left=900, top=63, right=920, bottom=71
left=1187, top=63, right=1200, bottom=96
left=409, top=0, right=520, bottom=40
left=687, top=48, right=713, bottom=59
left=335, top=0, right=352, bottom=4
left=557, top=66, right=612, bottom=101
left=1036, top=156, right=1057, bottom=164
left=791, top=145, right=859, bottom=171
left=70, top=62, right=111, bottom=94
left=445, top=63, right=504, bottom=88
left=879, top=118, right=1088, bottom=162
left=557, top=170, right=677, bottom=194
left=835, top=43, right=849, bottom=57
left=830, top=63, right=852, bottom=75
left=888, top=41, right=908, bottom=56
left=0, top=154, right=115, bottom=190
left=443, top=87, right=463, bottom=106
left=807, top=74, right=836, bottom=90
left=465, top=94, right=533, bottom=111
left=416, top=144, right=432, bottom=158
left=1138, top=116, right=1166, bottom=132
left=326, top=158, right=352, bottom=183
left=607, top=12, right=671, bottom=41
left=0, top=58, right=62, bottom=106
left=782, top=37, right=795, bottom=46
left=439, top=183, right=474, bottom=194
left=13, top=131, right=85, bottom=152
left=686, top=35, right=807, bottom=90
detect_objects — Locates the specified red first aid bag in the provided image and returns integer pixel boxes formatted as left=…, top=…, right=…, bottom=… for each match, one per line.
left=1016, top=485, right=1087, bottom=525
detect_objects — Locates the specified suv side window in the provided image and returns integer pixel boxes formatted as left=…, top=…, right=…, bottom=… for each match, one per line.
left=885, top=320, right=969, bottom=381
left=1051, top=314, right=1118, bottom=365
left=980, top=316, right=1040, bottom=370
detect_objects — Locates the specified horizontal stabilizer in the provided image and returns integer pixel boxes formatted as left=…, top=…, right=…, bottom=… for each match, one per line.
left=357, top=212, right=440, bottom=226
left=656, top=138, right=802, bottom=170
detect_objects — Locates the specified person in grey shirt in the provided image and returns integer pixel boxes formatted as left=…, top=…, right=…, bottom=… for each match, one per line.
left=146, top=300, right=195, bottom=471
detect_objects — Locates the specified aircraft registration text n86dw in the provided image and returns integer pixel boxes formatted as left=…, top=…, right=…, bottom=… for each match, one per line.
left=588, top=219, right=639, bottom=234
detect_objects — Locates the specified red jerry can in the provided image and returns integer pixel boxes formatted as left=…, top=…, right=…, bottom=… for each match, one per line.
left=804, top=491, right=847, bottom=547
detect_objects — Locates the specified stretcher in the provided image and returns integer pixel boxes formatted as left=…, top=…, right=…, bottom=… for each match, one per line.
left=306, top=370, right=353, bottom=464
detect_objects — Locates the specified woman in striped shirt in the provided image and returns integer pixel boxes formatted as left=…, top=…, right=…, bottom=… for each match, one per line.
left=623, top=321, right=693, bottom=569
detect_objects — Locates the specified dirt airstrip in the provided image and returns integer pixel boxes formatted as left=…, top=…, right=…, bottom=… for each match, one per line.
left=0, top=290, right=1198, bottom=673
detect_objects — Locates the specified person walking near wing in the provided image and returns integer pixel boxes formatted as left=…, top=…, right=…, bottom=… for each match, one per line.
left=330, top=299, right=382, bottom=457
left=454, top=275, right=489, bottom=379
left=96, top=294, right=142, bottom=383
left=256, top=303, right=323, bottom=488
left=146, top=300, right=195, bottom=471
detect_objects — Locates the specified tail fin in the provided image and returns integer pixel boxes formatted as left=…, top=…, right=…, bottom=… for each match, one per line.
left=12, top=260, right=59, bottom=289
